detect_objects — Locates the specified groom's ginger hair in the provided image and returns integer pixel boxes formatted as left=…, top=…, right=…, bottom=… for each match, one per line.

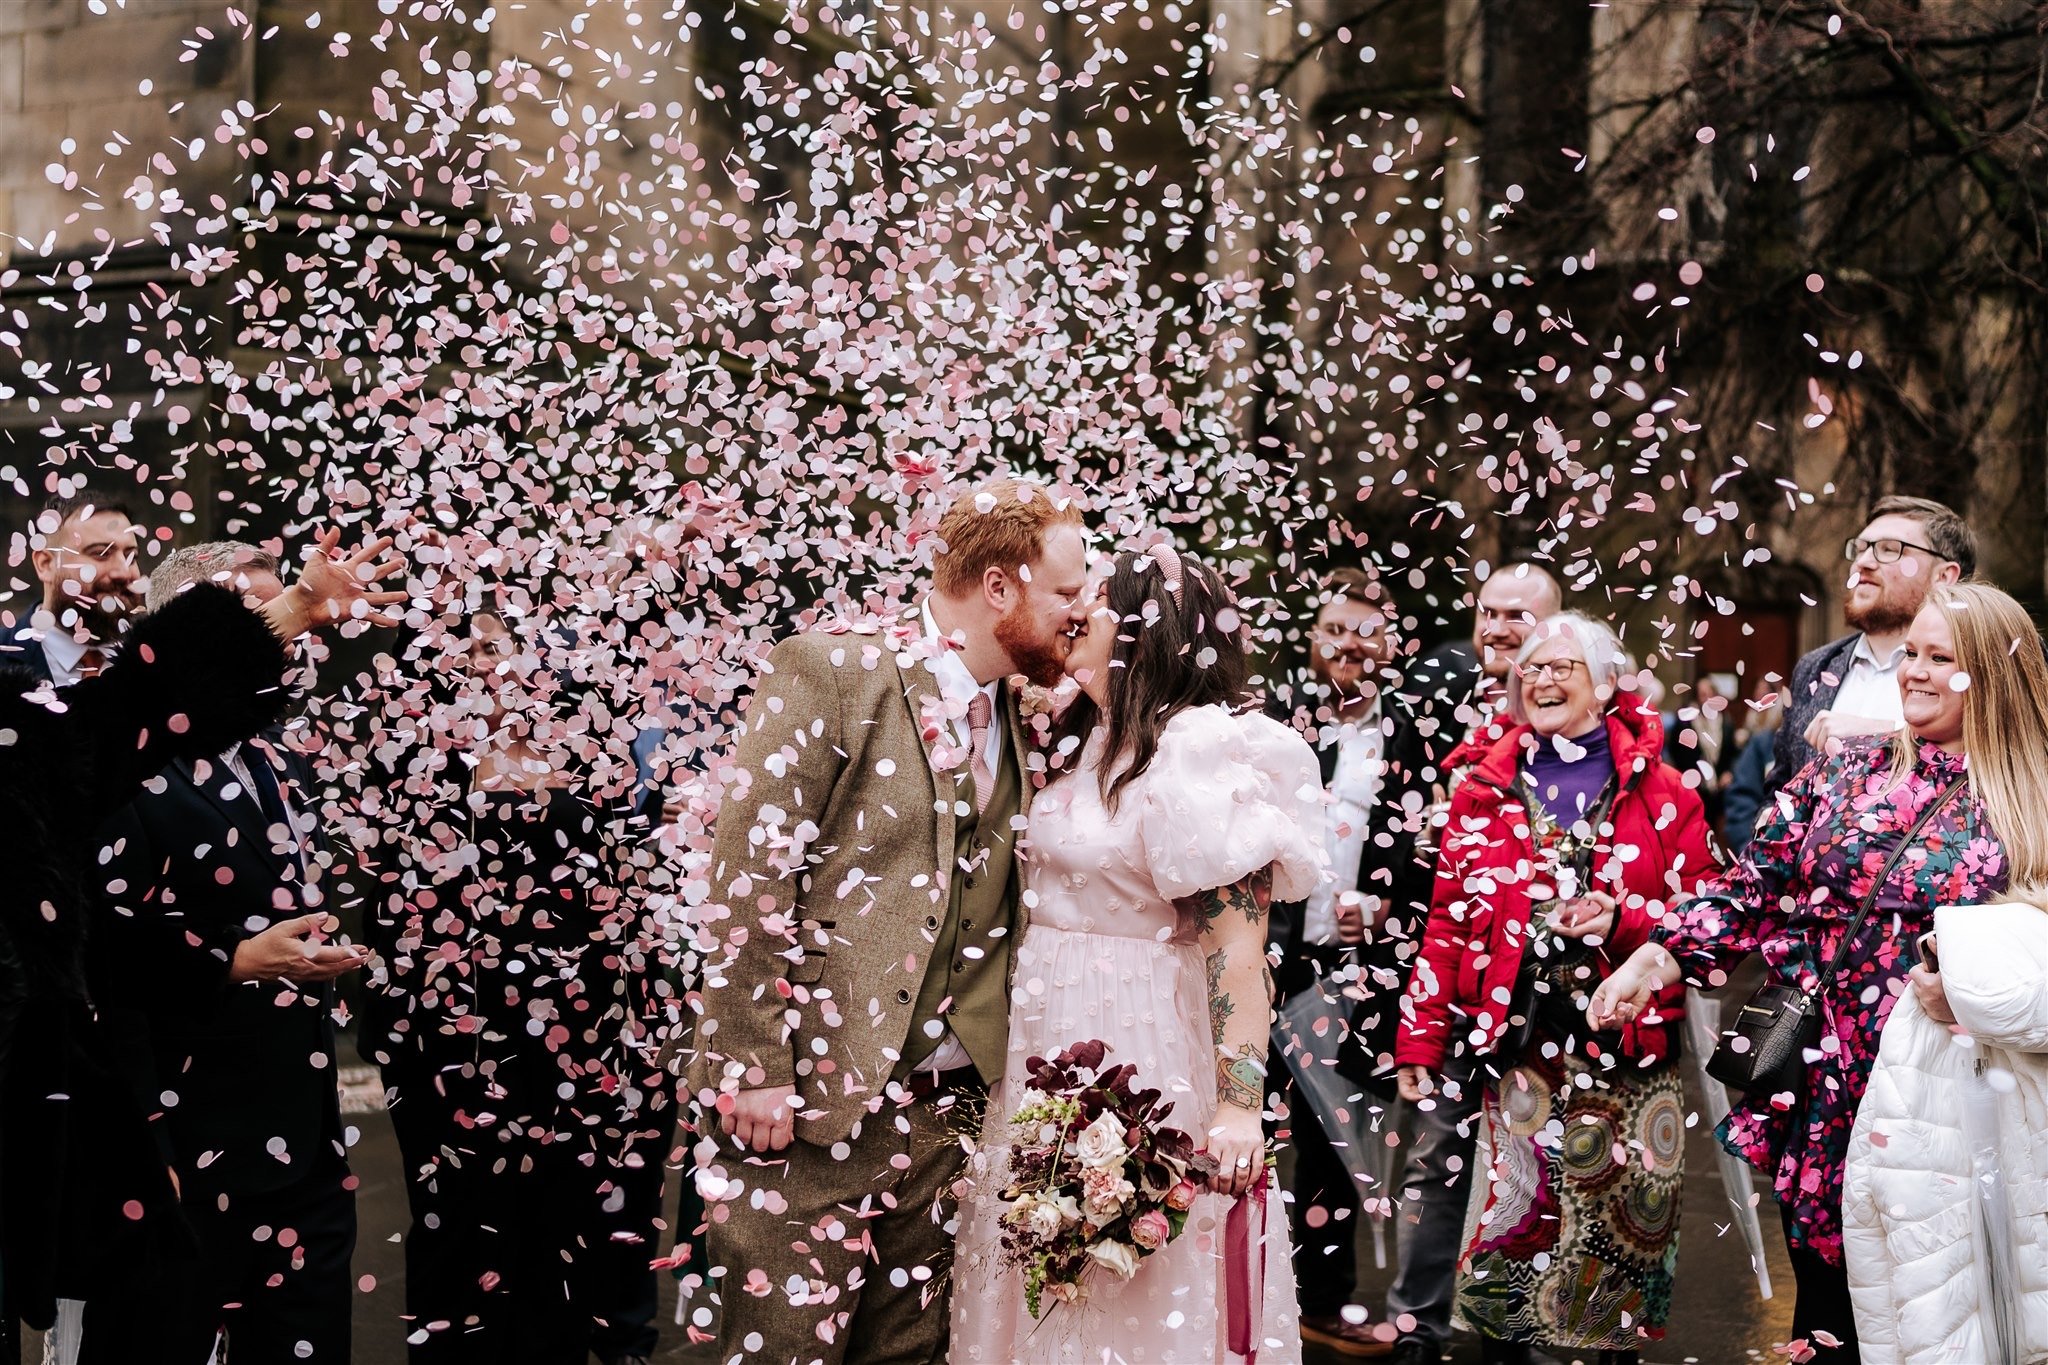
left=931, top=477, right=1085, bottom=597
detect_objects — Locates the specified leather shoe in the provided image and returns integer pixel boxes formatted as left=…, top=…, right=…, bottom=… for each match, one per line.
left=1300, top=1314, right=1395, bottom=1357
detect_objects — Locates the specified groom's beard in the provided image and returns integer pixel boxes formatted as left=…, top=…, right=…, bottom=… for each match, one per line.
left=995, top=603, right=1068, bottom=687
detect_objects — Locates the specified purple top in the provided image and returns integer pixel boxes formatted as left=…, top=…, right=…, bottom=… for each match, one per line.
left=1520, top=721, right=1613, bottom=825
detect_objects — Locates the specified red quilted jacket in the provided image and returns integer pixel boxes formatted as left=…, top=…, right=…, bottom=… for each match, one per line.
left=1395, top=699, right=1717, bottom=1072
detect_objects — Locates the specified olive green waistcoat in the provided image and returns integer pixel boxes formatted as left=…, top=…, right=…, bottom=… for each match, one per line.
left=896, top=728, right=1022, bottom=1082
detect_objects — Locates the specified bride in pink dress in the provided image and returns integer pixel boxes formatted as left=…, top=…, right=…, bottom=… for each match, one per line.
left=950, top=546, right=1324, bottom=1364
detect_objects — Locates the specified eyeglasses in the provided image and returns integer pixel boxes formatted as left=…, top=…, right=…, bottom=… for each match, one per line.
left=1845, top=537, right=1945, bottom=565
left=1516, top=659, right=1585, bottom=683
left=1313, top=621, right=1387, bottom=643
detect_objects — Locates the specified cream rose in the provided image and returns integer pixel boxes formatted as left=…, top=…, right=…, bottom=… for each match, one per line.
left=1074, top=1111, right=1129, bottom=1170
left=1086, top=1239, right=1141, bottom=1280
left=1024, top=1197, right=1067, bottom=1242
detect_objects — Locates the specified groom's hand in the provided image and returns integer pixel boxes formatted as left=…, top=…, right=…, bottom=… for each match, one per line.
left=723, top=1084, right=798, bottom=1152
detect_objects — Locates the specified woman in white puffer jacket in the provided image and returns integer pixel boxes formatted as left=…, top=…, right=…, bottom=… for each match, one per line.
left=1844, top=899, right=2048, bottom=1364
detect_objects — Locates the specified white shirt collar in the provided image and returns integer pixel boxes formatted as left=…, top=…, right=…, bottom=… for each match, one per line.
left=40, top=629, right=87, bottom=684
left=921, top=598, right=996, bottom=705
left=1318, top=693, right=1383, bottom=743
left=1339, top=693, right=1385, bottom=728
left=23, top=612, right=110, bottom=688
left=1851, top=634, right=1907, bottom=671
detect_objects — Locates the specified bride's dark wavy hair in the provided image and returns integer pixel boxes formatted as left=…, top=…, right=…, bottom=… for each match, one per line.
left=1059, top=547, right=1255, bottom=814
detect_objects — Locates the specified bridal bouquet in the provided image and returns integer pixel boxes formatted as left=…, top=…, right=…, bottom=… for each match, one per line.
left=994, top=1039, right=1217, bottom=1318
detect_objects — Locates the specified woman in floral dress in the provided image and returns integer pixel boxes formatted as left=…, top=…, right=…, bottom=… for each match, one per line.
left=1593, top=583, right=2048, bottom=1364
left=1396, top=614, right=1714, bottom=1365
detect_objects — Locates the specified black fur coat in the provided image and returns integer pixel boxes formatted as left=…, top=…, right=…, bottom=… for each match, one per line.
left=0, top=583, right=290, bottom=1335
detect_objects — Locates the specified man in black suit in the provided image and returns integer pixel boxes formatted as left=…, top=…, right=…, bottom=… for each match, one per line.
left=1385, top=560, right=1560, bottom=1365
left=88, top=541, right=366, bottom=1365
left=1271, top=567, right=1447, bottom=1358
left=1, top=489, right=146, bottom=683
left=1725, top=495, right=1973, bottom=819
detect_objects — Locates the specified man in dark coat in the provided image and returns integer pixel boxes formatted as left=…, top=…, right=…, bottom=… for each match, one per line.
left=0, top=527, right=402, bottom=1365
left=1385, top=560, right=1560, bottom=1365
left=1269, top=567, right=1448, bottom=1358
left=1727, top=495, right=1973, bottom=819
left=88, top=543, right=364, bottom=1365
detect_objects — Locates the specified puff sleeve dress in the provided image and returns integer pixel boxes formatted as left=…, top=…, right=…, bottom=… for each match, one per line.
left=951, top=704, right=1324, bottom=1363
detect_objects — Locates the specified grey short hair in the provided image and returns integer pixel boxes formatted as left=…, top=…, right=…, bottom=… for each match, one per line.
left=1505, top=611, right=1633, bottom=725
left=149, top=541, right=284, bottom=611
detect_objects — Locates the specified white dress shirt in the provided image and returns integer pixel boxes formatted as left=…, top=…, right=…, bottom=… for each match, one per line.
left=221, top=742, right=308, bottom=881
left=29, top=618, right=103, bottom=688
left=1829, top=634, right=1907, bottom=728
left=1304, top=702, right=1386, bottom=947
left=920, top=600, right=1003, bottom=774
left=916, top=600, right=1001, bottom=1074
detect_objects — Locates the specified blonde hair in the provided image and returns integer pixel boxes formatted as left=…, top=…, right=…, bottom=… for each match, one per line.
left=1889, top=582, right=2048, bottom=888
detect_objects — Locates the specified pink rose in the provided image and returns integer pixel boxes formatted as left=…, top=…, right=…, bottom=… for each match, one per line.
left=1165, top=1179, right=1198, bottom=1212
left=1129, top=1209, right=1172, bottom=1251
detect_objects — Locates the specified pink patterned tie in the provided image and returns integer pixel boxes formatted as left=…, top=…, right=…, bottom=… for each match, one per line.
left=967, top=690, right=995, bottom=817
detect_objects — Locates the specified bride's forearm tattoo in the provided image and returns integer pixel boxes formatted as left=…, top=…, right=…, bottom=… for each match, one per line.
left=1206, top=949, right=1234, bottom=1042
left=1199, top=869, right=1271, bottom=1112
left=1218, top=1042, right=1265, bottom=1111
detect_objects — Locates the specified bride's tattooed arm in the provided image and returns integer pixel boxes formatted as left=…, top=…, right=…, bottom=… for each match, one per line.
left=1189, top=873, right=1267, bottom=928
left=1193, top=867, right=1273, bottom=1113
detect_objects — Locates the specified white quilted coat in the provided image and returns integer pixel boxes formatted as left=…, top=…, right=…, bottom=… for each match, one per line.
left=1844, top=903, right=2048, bottom=1364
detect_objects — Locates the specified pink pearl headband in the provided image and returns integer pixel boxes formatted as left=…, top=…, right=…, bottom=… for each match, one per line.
left=1147, top=542, right=1185, bottom=606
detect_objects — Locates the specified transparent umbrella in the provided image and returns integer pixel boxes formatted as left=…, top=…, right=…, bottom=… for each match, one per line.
left=1684, top=990, right=1774, bottom=1300
left=1271, top=974, right=1402, bottom=1269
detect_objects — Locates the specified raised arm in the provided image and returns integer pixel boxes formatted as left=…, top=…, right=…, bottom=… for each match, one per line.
left=33, top=528, right=406, bottom=823
left=42, top=584, right=293, bottom=821
left=1190, top=866, right=1274, bottom=1198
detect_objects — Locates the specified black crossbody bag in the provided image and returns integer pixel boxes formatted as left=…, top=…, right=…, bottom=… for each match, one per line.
left=1704, top=778, right=1965, bottom=1092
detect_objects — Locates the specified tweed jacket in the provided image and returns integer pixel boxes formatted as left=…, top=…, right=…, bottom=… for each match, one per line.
left=1760, top=633, right=1859, bottom=806
left=693, top=618, right=1032, bottom=1145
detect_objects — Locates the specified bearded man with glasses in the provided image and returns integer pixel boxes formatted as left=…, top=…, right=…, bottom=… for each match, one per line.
left=1266, top=566, right=1448, bottom=1357
left=1731, top=496, right=1974, bottom=825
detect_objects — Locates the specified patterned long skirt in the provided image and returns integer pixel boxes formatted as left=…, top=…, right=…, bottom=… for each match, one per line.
left=1453, top=1051, right=1684, bottom=1349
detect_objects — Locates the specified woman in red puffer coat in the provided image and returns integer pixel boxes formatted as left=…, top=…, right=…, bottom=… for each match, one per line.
left=1395, top=613, right=1718, bottom=1365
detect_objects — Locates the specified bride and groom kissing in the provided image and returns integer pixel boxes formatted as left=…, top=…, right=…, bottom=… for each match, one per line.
left=691, top=477, right=1324, bottom=1364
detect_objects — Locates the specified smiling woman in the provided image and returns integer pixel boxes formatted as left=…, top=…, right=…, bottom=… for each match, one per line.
left=1506, top=613, right=1626, bottom=741
left=1397, top=611, right=1714, bottom=1362
left=1591, top=581, right=2048, bottom=1364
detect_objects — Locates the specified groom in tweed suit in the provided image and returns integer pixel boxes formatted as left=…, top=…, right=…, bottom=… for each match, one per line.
left=694, top=478, right=1091, bottom=1364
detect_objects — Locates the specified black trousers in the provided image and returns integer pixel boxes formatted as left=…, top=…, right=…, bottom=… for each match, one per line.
left=1283, top=1073, right=1360, bottom=1316
left=1780, top=1204, right=1860, bottom=1363
left=74, top=1165, right=353, bottom=1365
left=192, top=1166, right=357, bottom=1365
left=387, top=1087, right=671, bottom=1365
